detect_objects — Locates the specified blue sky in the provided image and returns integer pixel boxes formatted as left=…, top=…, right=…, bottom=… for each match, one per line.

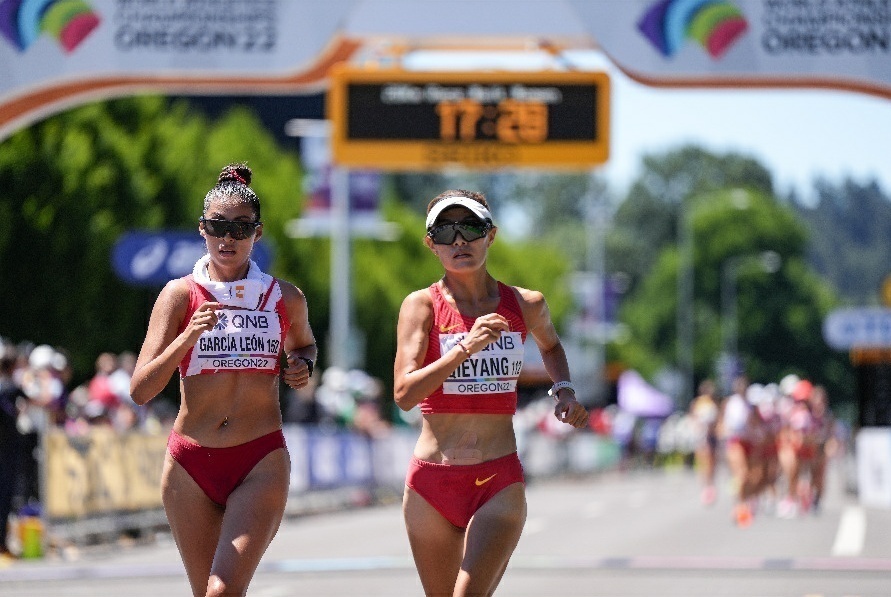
left=594, top=60, right=891, bottom=202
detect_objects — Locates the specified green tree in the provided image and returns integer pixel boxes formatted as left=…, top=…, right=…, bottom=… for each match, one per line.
left=792, top=177, right=891, bottom=305
left=500, top=171, right=613, bottom=271
left=612, top=188, right=852, bottom=405
left=1, top=96, right=195, bottom=378
left=608, top=145, right=775, bottom=291
left=0, top=96, right=305, bottom=385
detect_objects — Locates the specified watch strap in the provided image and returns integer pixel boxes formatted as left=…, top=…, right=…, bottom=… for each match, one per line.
left=548, top=380, right=575, bottom=398
left=297, top=356, right=314, bottom=377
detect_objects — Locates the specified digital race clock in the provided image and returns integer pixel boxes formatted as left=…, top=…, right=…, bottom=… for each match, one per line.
left=327, top=66, right=610, bottom=170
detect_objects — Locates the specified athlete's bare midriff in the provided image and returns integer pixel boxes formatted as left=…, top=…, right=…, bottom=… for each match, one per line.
left=175, top=370, right=283, bottom=447
left=414, top=413, right=517, bottom=465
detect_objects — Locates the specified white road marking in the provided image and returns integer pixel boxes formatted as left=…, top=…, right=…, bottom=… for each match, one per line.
left=831, top=505, right=866, bottom=557
left=252, top=588, right=293, bottom=597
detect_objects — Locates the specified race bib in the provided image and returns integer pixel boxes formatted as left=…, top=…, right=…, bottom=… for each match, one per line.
left=192, top=307, right=282, bottom=372
left=441, top=331, right=524, bottom=394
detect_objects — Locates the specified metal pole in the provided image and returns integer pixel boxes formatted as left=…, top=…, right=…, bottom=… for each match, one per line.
left=721, top=258, right=739, bottom=363
left=677, top=204, right=694, bottom=406
left=329, top=167, right=351, bottom=369
left=720, top=251, right=780, bottom=389
left=587, top=172, right=606, bottom=404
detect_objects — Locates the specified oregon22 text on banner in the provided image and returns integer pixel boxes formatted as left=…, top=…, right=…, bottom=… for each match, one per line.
left=327, top=66, right=610, bottom=170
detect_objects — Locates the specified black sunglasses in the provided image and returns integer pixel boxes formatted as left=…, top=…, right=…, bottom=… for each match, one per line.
left=200, top=217, right=261, bottom=240
left=427, top=220, right=491, bottom=245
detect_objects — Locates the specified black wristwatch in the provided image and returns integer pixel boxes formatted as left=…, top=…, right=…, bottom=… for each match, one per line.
left=297, top=356, right=314, bottom=377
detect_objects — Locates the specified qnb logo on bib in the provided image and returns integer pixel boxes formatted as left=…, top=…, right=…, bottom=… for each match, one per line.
left=195, top=308, right=281, bottom=371
left=441, top=332, right=524, bottom=395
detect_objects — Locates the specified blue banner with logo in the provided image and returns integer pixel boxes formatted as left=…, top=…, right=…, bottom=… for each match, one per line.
left=112, top=230, right=272, bottom=286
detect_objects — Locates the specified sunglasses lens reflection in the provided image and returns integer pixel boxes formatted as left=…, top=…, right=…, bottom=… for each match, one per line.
left=429, top=222, right=487, bottom=244
left=201, top=218, right=257, bottom=240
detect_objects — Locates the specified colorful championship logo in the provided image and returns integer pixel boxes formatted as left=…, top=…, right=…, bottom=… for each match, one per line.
left=0, top=0, right=101, bottom=54
left=638, top=0, right=748, bottom=59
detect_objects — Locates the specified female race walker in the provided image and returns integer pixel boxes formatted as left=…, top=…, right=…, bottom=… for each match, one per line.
left=131, top=163, right=316, bottom=597
left=394, top=190, right=589, bottom=596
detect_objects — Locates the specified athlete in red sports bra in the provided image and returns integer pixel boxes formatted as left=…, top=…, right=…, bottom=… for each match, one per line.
left=131, top=163, right=317, bottom=597
left=394, top=189, right=589, bottom=597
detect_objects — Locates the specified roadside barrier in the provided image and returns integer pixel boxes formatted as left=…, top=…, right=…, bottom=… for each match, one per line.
left=36, top=424, right=621, bottom=548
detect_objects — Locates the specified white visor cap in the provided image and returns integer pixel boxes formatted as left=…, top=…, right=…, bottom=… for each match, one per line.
left=425, top=196, right=493, bottom=230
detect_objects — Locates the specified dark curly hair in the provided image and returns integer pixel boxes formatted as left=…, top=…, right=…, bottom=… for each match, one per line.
left=202, top=162, right=261, bottom=221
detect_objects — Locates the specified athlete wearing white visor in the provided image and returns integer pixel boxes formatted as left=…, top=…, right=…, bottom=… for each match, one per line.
left=425, top=195, right=493, bottom=229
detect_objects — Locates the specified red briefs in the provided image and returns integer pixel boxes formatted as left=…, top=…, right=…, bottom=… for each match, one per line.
left=797, top=444, right=817, bottom=461
left=727, top=437, right=754, bottom=457
left=167, top=429, right=287, bottom=506
left=405, top=452, right=525, bottom=529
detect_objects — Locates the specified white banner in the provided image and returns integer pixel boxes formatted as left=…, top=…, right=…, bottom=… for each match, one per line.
left=0, top=0, right=359, bottom=139
left=0, top=0, right=355, bottom=79
left=569, top=0, right=891, bottom=97
left=856, top=427, right=891, bottom=509
left=2, top=0, right=889, bottom=141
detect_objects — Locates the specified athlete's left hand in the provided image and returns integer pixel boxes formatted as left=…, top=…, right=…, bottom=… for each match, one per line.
left=554, top=392, right=589, bottom=428
left=282, top=352, right=311, bottom=390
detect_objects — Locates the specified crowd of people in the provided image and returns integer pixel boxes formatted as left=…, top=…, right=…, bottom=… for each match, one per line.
left=0, top=339, right=169, bottom=558
left=553, top=371, right=844, bottom=530
left=0, top=341, right=164, bottom=436
left=687, top=373, right=840, bottom=527
left=0, top=340, right=396, bottom=441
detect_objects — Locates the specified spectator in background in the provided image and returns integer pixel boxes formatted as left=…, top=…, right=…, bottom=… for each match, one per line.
left=777, top=378, right=816, bottom=518
left=689, top=379, right=720, bottom=505
left=611, top=406, right=638, bottom=468
left=350, top=373, right=391, bottom=440
left=807, top=385, right=835, bottom=514
left=0, top=342, right=25, bottom=557
left=87, top=352, right=121, bottom=418
left=754, top=384, right=784, bottom=513
left=109, top=351, right=137, bottom=404
left=19, top=344, right=68, bottom=425
left=314, top=367, right=357, bottom=425
left=282, top=373, right=322, bottom=425
left=741, top=384, right=773, bottom=519
left=17, top=344, right=68, bottom=503
left=62, top=384, right=92, bottom=435
left=719, top=374, right=755, bottom=527
left=108, top=351, right=142, bottom=431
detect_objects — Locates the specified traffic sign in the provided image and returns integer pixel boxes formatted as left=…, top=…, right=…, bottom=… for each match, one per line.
left=823, top=307, right=891, bottom=350
left=112, top=231, right=272, bottom=286
left=327, top=65, right=610, bottom=170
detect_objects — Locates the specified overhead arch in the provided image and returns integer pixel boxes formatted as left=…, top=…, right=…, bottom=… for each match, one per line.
left=1, top=0, right=889, bottom=142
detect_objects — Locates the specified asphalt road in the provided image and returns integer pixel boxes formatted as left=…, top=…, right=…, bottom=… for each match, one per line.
left=1, top=463, right=889, bottom=596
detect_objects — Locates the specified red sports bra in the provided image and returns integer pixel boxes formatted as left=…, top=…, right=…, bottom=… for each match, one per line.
left=419, top=281, right=528, bottom=415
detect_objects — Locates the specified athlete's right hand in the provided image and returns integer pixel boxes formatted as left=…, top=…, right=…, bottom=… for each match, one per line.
left=462, top=313, right=510, bottom=355
left=183, top=301, right=221, bottom=343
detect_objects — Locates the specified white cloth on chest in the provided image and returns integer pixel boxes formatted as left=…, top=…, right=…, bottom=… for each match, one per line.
left=191, top=254, right=271, bottom=309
